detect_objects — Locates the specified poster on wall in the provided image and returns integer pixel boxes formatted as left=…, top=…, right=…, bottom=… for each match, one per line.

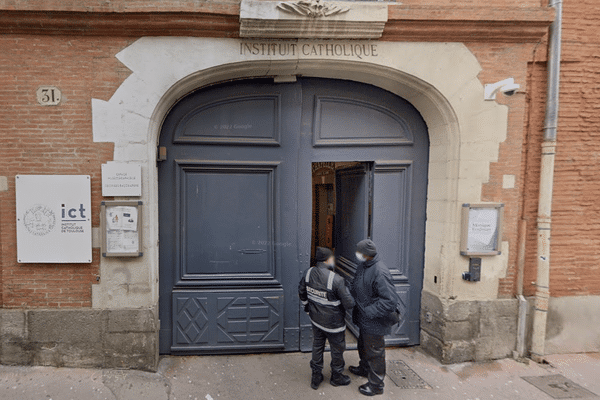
left=16, top=175, right=92, bottom=263
left=460, top=203, right=504, bottom=256
left=100, top=200, right=143, bottom=257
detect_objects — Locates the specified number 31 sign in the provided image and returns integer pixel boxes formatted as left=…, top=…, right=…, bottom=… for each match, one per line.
left=36, top=86, right=62, bottom=106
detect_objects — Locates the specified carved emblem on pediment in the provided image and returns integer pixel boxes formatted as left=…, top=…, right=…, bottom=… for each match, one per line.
left=277, top=0, right=350, bottom=18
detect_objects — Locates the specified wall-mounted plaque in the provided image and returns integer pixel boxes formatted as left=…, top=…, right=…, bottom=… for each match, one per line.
left=460, top=203, right=504, bottom=256
left=101, top=201, right=143, bottom=257
left=16, top=175, right=92, bottom=263
left=101, top=163, right=142, bottom=197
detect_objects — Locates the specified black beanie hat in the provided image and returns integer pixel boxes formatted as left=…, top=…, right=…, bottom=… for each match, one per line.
left=356, top=239, right=377, bottom=257
left=316, top=247, right=333, bottom=262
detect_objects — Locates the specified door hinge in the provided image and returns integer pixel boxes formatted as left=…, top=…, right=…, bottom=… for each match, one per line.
left=157, top=146, right=167, bottom=162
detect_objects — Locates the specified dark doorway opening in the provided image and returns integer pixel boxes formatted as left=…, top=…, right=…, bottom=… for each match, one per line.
left=310, top=162, right=372, bottom=263
left=310, top=161, right=375, bottom=348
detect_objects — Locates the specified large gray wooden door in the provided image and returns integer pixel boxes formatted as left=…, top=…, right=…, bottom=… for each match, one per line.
left=159, top=78, right=428, bottom=354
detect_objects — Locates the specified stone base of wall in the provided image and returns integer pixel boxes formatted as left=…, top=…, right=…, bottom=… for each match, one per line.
left=0, top=307, right=159, bottom=371
left=419, top=290, right=518, bottom=364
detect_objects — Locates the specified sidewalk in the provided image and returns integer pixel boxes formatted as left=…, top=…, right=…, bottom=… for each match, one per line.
left=0, top=348, right=598, bottom=400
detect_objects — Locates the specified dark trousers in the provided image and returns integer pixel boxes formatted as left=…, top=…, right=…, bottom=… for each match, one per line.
left=357, top=331, right=386, bottom=389
left=310, top=325, right=346, bottom=376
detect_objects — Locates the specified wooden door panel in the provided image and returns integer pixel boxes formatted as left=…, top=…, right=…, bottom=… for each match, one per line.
left=172, top=289, right=284, bottom=352
left=176, top=161, right=278, bottom=282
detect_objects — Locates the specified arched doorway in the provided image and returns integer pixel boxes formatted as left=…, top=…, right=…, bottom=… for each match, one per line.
left=158, top=77, right=429, bottom=354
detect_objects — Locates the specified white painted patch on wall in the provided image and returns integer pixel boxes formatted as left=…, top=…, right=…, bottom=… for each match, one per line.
left=503, top=174, right=516, bottom=189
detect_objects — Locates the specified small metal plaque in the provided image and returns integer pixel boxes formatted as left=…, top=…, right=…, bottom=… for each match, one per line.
left=522, top=375, right=598, bottom=399
left=387, top=360, right=430, bottom=389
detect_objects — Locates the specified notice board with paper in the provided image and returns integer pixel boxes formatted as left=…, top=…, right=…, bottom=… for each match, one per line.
left=101, top=201, right=143, bottom=257
left=460, top=203, right=504, bottom=256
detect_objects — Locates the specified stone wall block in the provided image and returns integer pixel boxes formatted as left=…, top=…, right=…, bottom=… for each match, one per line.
left=29, top=310, right=107, bottom=344
left=103, top=332, right=158, bottom=371
left=479, top=299, right=518, bottom=319
left=420, top=290, right=445, bottom=340
left=0, top=341, right=35, bottom=365
left=0, top=310, right=27, bottom=340
left=475, top=317, right=517, bottom=361
left=0, top=308, right=159, bottom=370
left=443, top=320, right=476, bottom=342
left=420, top=329, right=443, bottom=361
left=0, top=310, right=33, bottom=365
left=446, top=300, right=479, bottom=322
left=108, top=309, right=156, bottom=333
left=32, top=342, right=105, bottom=368
left=443, top=340, right=476, bottom=364
left=419, top=294, right=520, bottom=364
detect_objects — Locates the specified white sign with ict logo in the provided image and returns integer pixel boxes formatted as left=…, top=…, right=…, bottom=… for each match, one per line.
left=16, top=175, right=92, bottom=263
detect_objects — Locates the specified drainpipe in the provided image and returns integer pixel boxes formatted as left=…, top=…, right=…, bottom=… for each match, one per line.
left=515, top=219, right=527, bottom=358
left=530, top=0, right=562, bottom=362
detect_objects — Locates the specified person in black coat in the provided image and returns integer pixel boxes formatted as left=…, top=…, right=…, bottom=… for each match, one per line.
left=299, top=247, right=355, bottom=390
left=349, top=239, right=399, bottom=396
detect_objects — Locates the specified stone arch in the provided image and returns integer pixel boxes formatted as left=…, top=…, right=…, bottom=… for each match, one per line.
left=91, top=38, right=508, bottom=308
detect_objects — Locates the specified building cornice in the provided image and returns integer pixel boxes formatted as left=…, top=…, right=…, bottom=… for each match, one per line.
left=0, top=5, right=553, bottom=42
left=384, top=6, right=555, bottom=42
left=0, top=9, right=242, bottom=37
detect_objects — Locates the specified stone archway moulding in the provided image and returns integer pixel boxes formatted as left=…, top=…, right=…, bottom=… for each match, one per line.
left=91, top=37, right=509, bottom=310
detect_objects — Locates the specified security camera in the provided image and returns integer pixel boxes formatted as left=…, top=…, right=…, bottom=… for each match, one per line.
left=500, top=83, right=520, bottom=96
left=484, top=78, right=520, bottom=100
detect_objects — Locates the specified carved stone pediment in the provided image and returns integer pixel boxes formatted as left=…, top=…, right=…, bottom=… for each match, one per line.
left=276, top=0, right=350, bottom=18
left=240, top=0, right=389, bottom=39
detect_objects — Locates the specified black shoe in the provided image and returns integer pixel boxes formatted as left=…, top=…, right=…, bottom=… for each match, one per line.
left=330, top=373, right=351, bottom=387
left=359, top=383, right=384, bottom=396
left=310, top=372, right=324, bottom=390
left=349, top=365, right=369, bottom=377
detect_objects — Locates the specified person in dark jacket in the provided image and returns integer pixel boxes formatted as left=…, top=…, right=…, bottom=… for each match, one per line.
left=349, top=239, right=399, bottom=396
left=299, top=247, right=355, bottom=390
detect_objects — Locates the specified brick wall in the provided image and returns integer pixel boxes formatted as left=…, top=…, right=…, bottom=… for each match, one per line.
left=3, top=0, right=596, bottom=309
left=0, top=36, right=130, bottom=307
left=467, top=43, right=538, bottom=298
left=547, top=0, right=600, bottom=297
left=460, top=0, right=600, bottom=300
left=515, top=0, right=600, bottom=298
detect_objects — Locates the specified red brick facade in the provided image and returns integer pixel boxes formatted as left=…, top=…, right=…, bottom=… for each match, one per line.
left=0, top=36, right=126, bottom=307
left=0, top=0, right=598, bottom=364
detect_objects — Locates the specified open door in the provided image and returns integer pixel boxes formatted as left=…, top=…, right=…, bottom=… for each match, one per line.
left=333, top=163, right=372, bottom=337
left=300, top=162, right=372, bottom=351
left=371, top=160, right=417, bottom=344
left=334, top=163, right=372, bottom=265
left=334, top=161, right=418, bottom=345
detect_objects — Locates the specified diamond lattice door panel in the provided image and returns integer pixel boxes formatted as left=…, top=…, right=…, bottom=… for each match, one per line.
left=173, top=294, right=210, bottom=346
left=172, top=290, right=284, bottom=352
